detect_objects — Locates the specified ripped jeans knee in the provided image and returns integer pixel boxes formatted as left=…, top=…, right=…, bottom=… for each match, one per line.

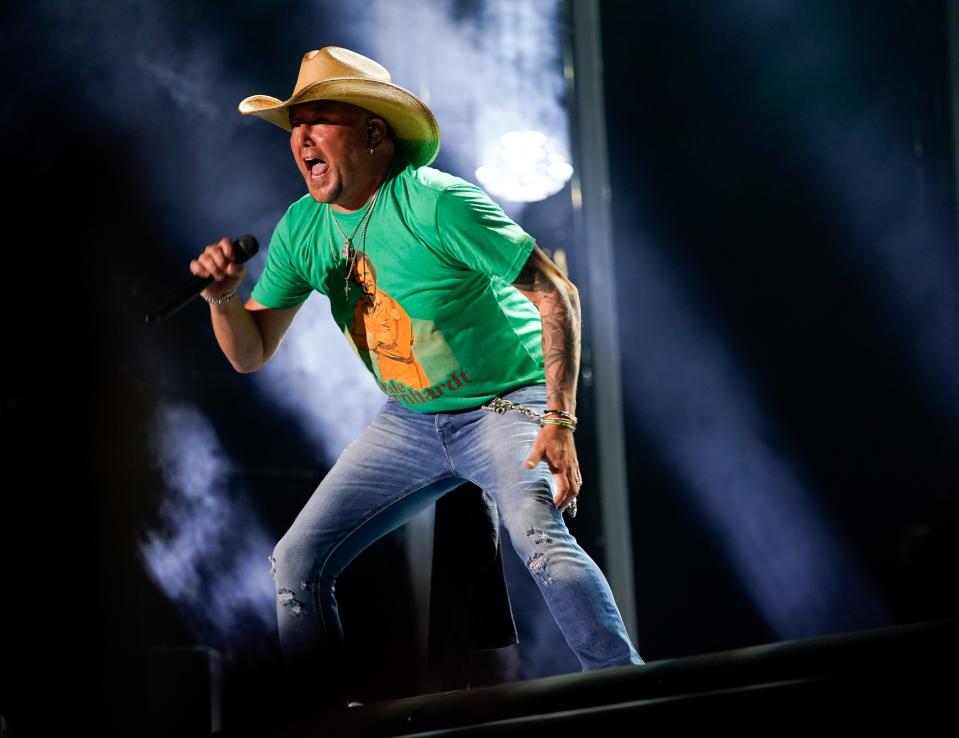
left=268, top=547, right=318, bottom=620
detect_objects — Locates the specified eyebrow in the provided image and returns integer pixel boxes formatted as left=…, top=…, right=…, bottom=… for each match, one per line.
left=289, top=103, right=352, bottom=122
left=289, top=107, right=324, bottom=123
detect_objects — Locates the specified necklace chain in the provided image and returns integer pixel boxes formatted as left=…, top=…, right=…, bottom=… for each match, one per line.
left=328, top=184, right=383, bottom=299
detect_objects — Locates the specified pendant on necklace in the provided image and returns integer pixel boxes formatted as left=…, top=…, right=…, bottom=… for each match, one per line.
left=341, top=239, right=353, bottom=259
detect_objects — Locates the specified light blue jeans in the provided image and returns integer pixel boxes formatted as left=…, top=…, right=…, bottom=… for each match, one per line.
left=269, top=382, right=642, bottom=689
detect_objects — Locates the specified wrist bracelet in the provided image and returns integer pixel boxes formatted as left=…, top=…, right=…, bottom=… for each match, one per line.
left=545, top=408, right=575, bottom=420
left=202, top=289, right=238, bottom=305
left=542, top=417, right=577, bottom=432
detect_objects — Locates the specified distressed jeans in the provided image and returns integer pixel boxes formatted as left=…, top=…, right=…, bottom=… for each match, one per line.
left=268, top=382, right=643, bottom=693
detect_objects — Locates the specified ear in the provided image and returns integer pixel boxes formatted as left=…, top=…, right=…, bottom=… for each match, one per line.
left=367, top=117, right=387, bottom=146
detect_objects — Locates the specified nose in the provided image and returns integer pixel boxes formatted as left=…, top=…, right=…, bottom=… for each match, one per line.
left=292, top=122, right=313, bottom=144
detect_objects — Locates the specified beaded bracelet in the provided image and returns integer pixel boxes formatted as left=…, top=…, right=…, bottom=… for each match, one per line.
left=201, top=289, right=238, bottom=305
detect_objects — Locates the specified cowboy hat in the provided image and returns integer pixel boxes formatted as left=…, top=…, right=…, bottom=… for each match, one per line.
left=238, top=47, right=440, bottom=167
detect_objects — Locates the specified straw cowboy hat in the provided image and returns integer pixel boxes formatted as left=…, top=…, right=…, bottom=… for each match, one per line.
left=238, top=46, right=441, bottom=167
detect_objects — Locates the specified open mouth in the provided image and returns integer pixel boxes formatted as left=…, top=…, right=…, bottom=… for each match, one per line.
left=304, top=157, right=329, bottom=179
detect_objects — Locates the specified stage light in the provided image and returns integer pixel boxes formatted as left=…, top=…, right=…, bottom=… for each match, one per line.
left=475, top=130, right=573, bottom=202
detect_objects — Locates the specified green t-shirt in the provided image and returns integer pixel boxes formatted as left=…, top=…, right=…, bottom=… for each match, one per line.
left=251, top=155, right=545, bottom=412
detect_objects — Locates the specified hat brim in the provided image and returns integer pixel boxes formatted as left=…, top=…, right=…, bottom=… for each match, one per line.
left=238, top=78, right=440, bottom=168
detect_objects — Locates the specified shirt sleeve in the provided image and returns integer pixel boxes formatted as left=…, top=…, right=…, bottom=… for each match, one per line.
left=250, top=208, right=315, bottom=308
left=434, top=182, right=536, bottom=283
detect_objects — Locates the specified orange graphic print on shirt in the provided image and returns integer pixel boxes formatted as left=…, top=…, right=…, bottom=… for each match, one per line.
left=348, top=253, right=430, bottom=390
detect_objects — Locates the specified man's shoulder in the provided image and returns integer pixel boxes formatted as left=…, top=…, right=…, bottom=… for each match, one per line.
left=395, top=159, right=478, bottom=198
left=409, top=165, right=470, bottom=193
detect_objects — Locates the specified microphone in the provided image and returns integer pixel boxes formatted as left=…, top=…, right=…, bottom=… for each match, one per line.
left=145, top=234, right=260, bottom=324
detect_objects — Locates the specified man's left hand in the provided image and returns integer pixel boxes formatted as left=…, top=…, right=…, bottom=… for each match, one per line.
left=524, top=424, right=582, bottom=513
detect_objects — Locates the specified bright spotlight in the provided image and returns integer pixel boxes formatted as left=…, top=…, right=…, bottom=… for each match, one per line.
left=475, top=130, right=573, bottom=203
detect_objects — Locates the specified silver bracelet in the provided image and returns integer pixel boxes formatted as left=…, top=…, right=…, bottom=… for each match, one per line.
left=201, top=288, right=238, bottom=305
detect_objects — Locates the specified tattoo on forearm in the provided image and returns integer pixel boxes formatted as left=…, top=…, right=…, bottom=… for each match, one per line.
left=512, top=248, right=582, bottom=413
left=536, top=272, right=581, bottom=412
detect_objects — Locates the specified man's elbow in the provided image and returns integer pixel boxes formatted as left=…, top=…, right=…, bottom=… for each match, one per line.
left=558, top=280, right=581, bottom=323
left=229, top=351, right=267, bottom=374
left=557, top=276, right=579, bottom=302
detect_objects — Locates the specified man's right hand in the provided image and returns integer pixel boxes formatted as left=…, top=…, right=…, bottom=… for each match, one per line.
left=190, top=236, right=246, bottom=298
left=190, top=237, right=305, bottom=373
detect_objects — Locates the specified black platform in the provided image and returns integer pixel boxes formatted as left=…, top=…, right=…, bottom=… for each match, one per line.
left=251, top=618, right=957, bottom=736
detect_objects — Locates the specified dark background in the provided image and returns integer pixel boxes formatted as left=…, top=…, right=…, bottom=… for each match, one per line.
left=1, top=1, right=956, bottom=735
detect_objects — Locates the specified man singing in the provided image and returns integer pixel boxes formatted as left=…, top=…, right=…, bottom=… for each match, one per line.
left=190, top=46, right=642, bottom=706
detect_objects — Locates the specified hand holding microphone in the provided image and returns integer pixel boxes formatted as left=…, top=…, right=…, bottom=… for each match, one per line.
left=145, top=234, right=259, bottom=324
left=191, top=236, right=250, bottom=300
